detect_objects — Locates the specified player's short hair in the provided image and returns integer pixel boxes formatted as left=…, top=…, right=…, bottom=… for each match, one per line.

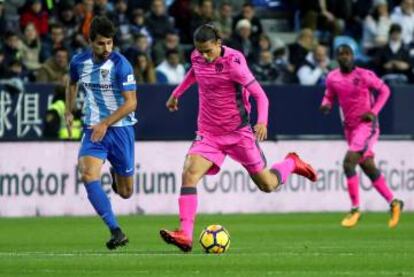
left=193, top=24, right=221, bottom=43
left=335, top=44, right=354, bottom=56
left=89, top=16, right=116, bottom=41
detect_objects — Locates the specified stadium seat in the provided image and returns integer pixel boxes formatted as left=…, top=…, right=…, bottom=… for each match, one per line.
left=251, top=0, right=284, bottom=9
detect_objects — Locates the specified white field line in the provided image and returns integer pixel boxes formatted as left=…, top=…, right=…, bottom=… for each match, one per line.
left=1, top=268, right=410, bottom=276
left=0, top=251, right=354, bottom=257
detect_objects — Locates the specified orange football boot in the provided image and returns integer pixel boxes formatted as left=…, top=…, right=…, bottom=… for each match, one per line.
left=285, top=152, right=318, bottom=182
left=160, top=229, right=193, bottom=252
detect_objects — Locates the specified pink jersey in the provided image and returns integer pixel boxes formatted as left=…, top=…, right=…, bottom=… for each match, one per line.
left=322, top=67, right=390, bottom=129
left=172, top=46, right=268, bottom=135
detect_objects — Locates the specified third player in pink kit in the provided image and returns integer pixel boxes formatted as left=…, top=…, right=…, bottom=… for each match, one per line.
left=320, top=44, right=403, bottom=228
left=159, top=24, right=318, bottom=252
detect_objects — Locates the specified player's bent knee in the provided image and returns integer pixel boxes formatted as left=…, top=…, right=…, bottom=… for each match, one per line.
left=117, top=180, right=133, bottom=199
left=343, top=160, right=357, bottom=177
left=254, top=180, right=274, bottom=193
left=259, top=184, right=273, bottom=193
left=78, top=164, right=100, bottom=183
left=80, top=171, right=97, bottom=183
left=251, top=173, right=278, bottom=193
left=182, top=169, right=202, bottom=186
left=361, top=166, right=381, bottom=181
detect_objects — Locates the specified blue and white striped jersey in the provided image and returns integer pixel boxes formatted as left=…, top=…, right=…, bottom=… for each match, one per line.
left=69, top=50, right=137, bottom=127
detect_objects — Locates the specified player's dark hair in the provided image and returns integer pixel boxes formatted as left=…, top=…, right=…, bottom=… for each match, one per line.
left=89, top=16, right=116, bottom=41
left=193, top=24, right=221, bottom=43
left=335, top=44, right=354, bottom=56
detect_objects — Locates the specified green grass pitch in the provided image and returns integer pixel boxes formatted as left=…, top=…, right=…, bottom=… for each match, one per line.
left=0, top=213, right=413, bottom=276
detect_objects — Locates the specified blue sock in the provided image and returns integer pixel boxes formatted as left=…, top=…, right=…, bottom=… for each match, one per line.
left=85, top=180, right=119, bottom=231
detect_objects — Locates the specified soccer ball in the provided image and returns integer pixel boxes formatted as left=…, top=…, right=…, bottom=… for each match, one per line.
left=199, top=224, right=230, bottom=254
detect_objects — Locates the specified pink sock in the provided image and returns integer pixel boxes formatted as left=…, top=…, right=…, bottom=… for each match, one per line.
left=179, top=192, right=198, bottom=241
left=347, top=175, right=360, bottom=208
left=271, top=158, right=295, bottom=184
left=373, top=174, right=393, bottom=203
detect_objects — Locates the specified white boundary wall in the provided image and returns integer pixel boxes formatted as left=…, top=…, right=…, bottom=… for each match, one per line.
left=0, top=141, right=413, bottom=217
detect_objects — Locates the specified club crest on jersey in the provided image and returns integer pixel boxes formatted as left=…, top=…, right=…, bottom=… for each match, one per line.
left=233, top=57, right=241, bottom=64
left=100, top=69, right=110, bottom=80
left=353, top=78, right=360, bottom=86
left=215, top=63, right=224, bottom=73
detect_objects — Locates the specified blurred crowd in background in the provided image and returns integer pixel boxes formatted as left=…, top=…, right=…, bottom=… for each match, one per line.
left=1, top=0, right=414, bottom=87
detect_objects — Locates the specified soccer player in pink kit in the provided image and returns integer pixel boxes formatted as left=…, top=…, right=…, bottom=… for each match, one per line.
left=320, top=44, right=403, bottom=228
left=159, top=24, right=317, bottom=252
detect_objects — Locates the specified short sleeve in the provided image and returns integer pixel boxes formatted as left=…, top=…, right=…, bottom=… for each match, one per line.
left=229, top=52, right=255, bottom=87
left=117, top=58, right=137, bottom=92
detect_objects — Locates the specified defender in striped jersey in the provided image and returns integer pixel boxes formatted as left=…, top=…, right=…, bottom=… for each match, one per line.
left=65, top=16, right=137, bottom=250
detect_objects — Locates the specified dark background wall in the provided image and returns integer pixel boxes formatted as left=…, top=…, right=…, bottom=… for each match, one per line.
left=135, top=84, right=412, bottom=139
left=0, top=84, right=412, bottom=141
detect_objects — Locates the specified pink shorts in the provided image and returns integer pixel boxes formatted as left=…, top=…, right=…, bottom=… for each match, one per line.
left=188, top=126, right=267, bottom=175
left=345, top=122, right=379, bottom=161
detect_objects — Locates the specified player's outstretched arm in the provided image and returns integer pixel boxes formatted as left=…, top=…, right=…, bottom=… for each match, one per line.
left=65, top=79, right=78, bottom=138
left=91, top=91, right=137, bottom=142
left=167, top=68, right=196, bottom=112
